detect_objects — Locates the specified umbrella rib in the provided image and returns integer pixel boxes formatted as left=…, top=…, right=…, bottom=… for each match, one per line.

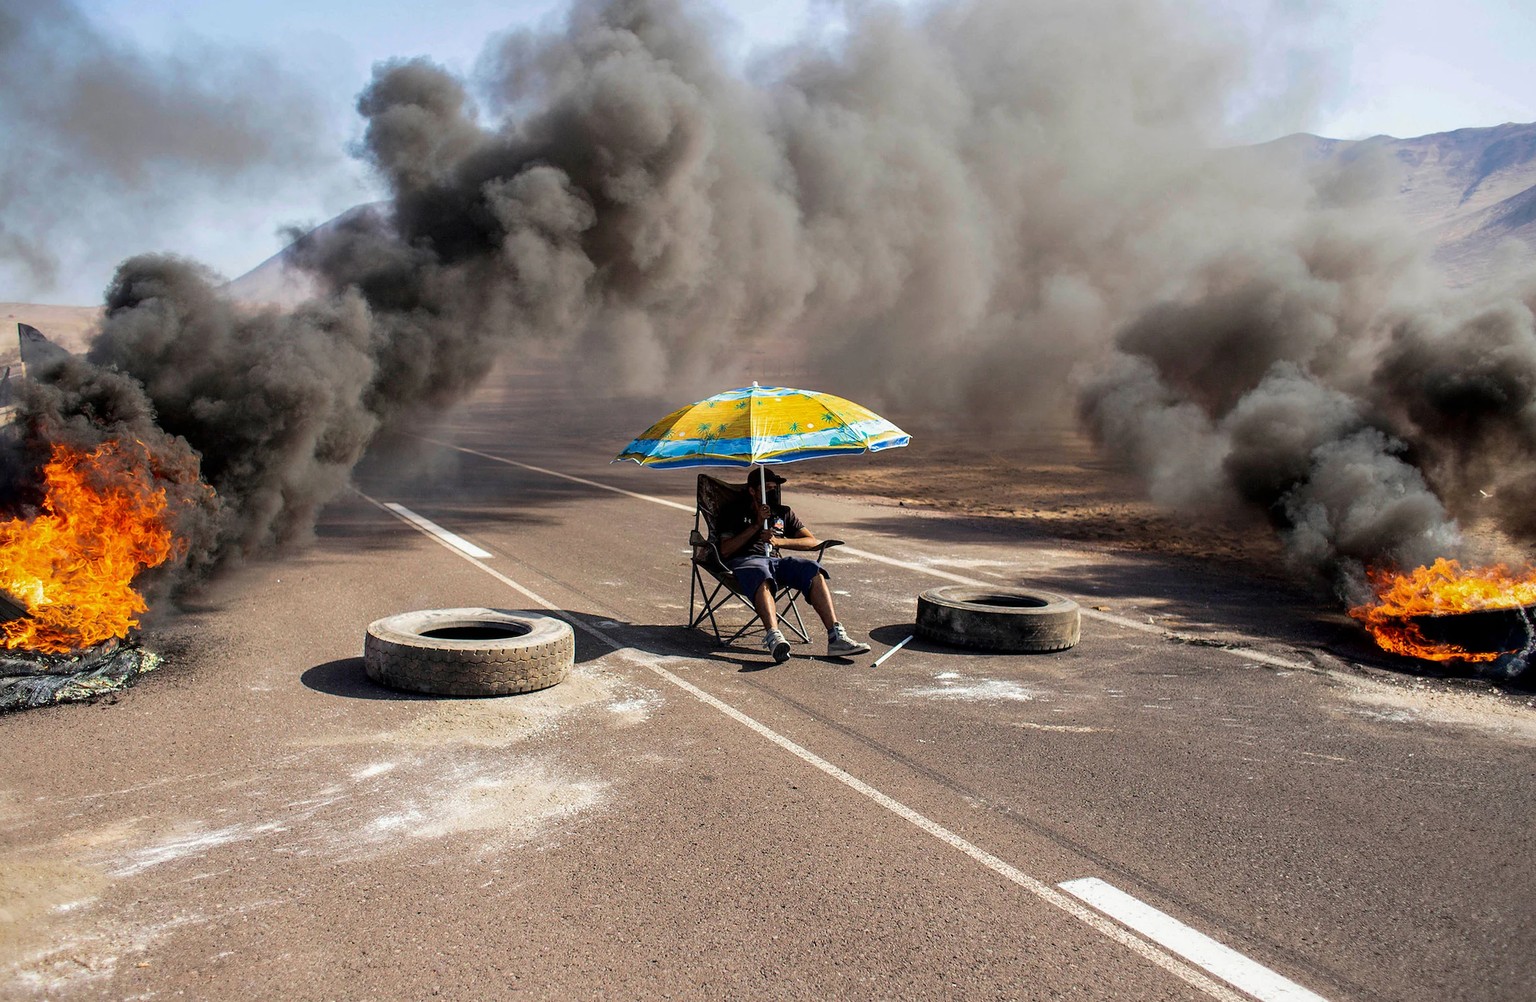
left=811, top=395, right=877, bottom=449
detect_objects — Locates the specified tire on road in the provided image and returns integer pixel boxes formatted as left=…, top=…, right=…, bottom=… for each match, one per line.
left=916, top=586, right=1080, bottom=653
left=364, top=608, right=574, bottom=696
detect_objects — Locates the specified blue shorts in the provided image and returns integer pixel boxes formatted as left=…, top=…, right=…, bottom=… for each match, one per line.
left=727, top=555, right=828, bottom=597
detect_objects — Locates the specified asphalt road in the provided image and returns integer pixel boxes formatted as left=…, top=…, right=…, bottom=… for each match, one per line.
left=2, top=369, right=1533, bottom=1000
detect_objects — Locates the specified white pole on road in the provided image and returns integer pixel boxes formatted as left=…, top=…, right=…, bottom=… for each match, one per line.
left=872, top=634, right=914, bottom=667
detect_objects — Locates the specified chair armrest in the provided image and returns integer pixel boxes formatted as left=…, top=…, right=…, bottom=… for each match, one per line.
left=690, top=529, right=727, bottom=567
left=811, top=539, right=843, bottom=564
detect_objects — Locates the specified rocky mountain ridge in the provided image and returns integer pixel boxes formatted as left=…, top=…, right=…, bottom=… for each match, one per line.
left=1259, top=121, right=1536, bottom=283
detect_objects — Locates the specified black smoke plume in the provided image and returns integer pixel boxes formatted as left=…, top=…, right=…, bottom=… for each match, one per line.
left=7, top=0, right=1536, bottom=601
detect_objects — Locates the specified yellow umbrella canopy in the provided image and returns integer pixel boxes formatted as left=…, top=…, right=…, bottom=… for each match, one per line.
left=615, top=383, right=910, bottom=472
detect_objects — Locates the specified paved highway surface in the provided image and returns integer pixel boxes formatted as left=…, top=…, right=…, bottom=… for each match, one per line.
left=2, top=369, right=1533, bottom=1000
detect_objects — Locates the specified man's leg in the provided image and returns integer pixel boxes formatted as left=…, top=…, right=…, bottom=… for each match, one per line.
left=796, top=565, right=870, bottom=657
left=754, top=581, right=790, bottom=662
left=731, top=558, right=789, bottom=662
left=753, top=581, right=778, bottom=630
left=806, top=574, right=837, bottom=629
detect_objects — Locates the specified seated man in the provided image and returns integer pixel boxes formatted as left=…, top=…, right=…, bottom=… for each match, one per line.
left=714, top=468, right=872, bottom=663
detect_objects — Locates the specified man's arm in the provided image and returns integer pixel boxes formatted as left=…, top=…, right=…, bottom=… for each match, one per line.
left=719, top=523, right=766, bottom=559
left=718, top=503, right=774, bottom=560
left=774, top=530, right=823, bottom=551
left=774, top=513, right=822, bottom=552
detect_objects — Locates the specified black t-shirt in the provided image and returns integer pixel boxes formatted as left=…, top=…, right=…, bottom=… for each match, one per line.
left=715, top=500, right=807, bottom=562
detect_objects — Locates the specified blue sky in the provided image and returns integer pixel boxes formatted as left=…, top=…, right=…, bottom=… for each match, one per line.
left=1317, top=0, right=1536, bottom=139
left=78, top=0, right=1535, bottom=141
left=9, top=0, right=1535, bottom=305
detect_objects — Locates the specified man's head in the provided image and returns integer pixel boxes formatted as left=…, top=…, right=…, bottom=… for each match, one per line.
left=746, top=467, right=786, bottom=500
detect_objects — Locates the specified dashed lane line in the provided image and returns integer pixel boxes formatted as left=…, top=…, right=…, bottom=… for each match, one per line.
left=382, top=502, right=493, bottom=558
left=1060, top=879, right=1329, bottom=1002
left=362, top=490, right=1322, bottom=1002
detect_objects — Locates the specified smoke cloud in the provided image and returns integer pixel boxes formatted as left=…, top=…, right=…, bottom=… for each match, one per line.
left=0, top=0, right=343, bottom=301
left=7, top=0, right=1536, bottom=600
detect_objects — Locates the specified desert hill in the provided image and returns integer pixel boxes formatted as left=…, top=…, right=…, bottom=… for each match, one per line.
left=218, top=202, right=388, bottom=309
left=1260, top=121, right=1536, bottom=283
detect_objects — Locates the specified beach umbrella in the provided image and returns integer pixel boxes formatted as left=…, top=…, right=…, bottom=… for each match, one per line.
left=614, top=382, right=910, bottom=502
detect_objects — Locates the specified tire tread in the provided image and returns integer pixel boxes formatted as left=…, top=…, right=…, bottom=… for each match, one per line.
left=363, top=609, right=574, bottom=696
left=915, top=586, right=1080, bottom=653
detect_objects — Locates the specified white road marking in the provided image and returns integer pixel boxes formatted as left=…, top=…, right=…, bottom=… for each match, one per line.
left=417, top=439, right=1313, bottom=672
left=1060, top=878, right=1329, bottom=1002
left=418, top=438, right=695, bottom=512
left=841, top=543, right=1189, bottom=638
left=364, top=490, right=1256, bottom=1002
left=381, top=503, right=493, bottom=558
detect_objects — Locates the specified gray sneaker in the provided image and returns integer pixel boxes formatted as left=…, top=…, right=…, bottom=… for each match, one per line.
left=827, top=623, right=871, bottom=657
left=763, top=628, right=791, bottom=663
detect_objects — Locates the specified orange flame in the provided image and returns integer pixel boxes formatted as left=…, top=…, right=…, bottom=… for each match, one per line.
left=1, top=441, right=183, bottom=653
left=1348, top=557, right=1536, bottom=662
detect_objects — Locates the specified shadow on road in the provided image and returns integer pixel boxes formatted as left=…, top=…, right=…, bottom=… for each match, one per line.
left=868, top=622, right=1014, bottom=659
left=301, top=657, right=435, bottom=700
left=564, top=611, right=843, bottom=673
left=564, top=612, right=749, bottom=665
left=300, top=615, right=775, bottom=702
left=565, top=612, right=937, bottom=672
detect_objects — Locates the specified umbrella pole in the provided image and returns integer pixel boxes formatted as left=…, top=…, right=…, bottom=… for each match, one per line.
left=754, top=382, right=770, bottom=531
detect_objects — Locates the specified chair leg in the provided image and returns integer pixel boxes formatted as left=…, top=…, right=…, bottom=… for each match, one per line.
left=690, top=572, right=815, bottom=651
left=691, top=572, right=731, bottom=645
left=703, top=583, right=733, bottom=644
left=722, top=588, right=769, bottom=646
left=689, top=566, right=699, bottom=629
left=724, top=619, right=756, bottom=646
left=781, top=593, right=811, bottom=643
left=703, top=586, right=776, bottom=648
left=689, top=568, right=707, bottom=629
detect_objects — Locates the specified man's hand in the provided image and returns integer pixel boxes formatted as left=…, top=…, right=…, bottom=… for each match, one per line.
left=721, top=503, right=774, bottom=560
left=754, top=502, right=774, bottom=543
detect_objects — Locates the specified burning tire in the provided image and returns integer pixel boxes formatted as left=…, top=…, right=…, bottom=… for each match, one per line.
left=363, top=608, right=574, bottom=697
left=1408, top=605, right=1536, bottom=658
left=916, top=586, right=1080, bottom=653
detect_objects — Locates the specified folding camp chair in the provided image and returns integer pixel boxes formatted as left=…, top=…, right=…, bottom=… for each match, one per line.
left=687, top=474, right=842, bottom=647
